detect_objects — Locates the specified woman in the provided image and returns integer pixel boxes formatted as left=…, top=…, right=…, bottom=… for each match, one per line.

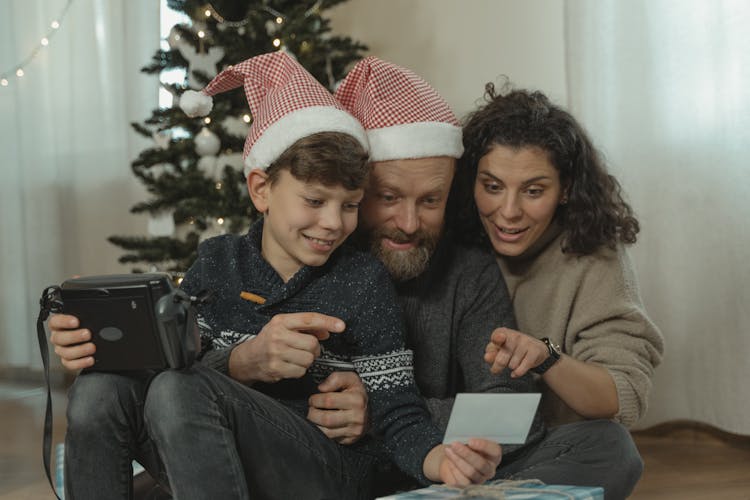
left=453, top=84, right=664, bottom=497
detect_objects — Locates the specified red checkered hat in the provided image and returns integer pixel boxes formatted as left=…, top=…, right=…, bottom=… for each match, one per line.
left=179, top=52, right=368, bottom=175
left=334, top=56, right=462, bottom=162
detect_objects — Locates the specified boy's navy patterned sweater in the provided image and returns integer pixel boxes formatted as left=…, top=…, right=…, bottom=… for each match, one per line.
left=180, top=219, right=442, bottom=483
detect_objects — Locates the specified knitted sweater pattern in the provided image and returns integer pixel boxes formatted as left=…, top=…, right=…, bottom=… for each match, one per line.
left=180, top=220, right=442, bottom=481
left=497, top=224, right=664, bottom=428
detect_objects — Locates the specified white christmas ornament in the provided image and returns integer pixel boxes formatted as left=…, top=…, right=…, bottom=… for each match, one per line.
left=217, top=152, right=245, bottom=171
left=147, top=211, right=175, bottom=237
left=178, top=44, right=225, bottom=90
left=221, top=115, right=250, bottom=138
left=265, top=20, right=278, bottom=36
left=198, top=155, right=221, bottom=179
left=148, top=164, right=172, bottom=177
left=194, top=127, right=221, bottom=156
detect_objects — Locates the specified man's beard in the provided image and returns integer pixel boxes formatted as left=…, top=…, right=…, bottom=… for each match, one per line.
left=368, top=227, right=440, bottom=282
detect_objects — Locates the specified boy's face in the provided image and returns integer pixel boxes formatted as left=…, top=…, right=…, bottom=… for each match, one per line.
left=249, top=169, right=363, bottom=281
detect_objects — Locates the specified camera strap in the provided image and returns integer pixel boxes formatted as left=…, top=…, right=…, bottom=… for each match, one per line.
left=37, top=285, right=64, bottom=500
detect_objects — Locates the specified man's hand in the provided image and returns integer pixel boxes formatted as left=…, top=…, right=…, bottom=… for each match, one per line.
left=229, top=312, right=345, bottom=384
left=424, top=440, right=502, bottom=486
left=484, top=327, right=549, bottom=378
left=308, top=371, right=369, bottom=445
left=48, top=314, right=95, bottom=371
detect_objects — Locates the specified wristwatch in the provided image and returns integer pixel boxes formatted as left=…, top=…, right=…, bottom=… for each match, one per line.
left=531, top=337, right=562, bottom=375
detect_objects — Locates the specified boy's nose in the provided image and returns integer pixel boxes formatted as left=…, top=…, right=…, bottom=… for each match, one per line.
left=319, top=207, right=343, bottom=231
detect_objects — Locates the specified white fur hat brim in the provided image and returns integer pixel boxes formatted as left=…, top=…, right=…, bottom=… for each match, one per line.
left=243, top=106, right=369, bottom=175
left=367, top=122, right=463, bottom=162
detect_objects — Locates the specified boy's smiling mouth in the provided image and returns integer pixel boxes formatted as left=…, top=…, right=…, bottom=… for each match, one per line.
left=303, top=234, right=336, bottom=250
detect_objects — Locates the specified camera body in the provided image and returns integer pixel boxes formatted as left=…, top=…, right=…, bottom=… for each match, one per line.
left=54, top=273, right=199, bottom=371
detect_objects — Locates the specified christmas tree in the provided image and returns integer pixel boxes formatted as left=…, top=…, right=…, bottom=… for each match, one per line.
left=109, top=0, right=367, bottom=276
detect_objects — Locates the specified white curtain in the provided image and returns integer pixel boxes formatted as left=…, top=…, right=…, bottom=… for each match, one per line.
left=0, top=0, right=158, bottom=371
left=565, top=0, right=750, bottom=434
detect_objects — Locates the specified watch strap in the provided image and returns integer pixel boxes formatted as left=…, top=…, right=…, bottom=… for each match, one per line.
left=531, top=337, right=561, bottom=375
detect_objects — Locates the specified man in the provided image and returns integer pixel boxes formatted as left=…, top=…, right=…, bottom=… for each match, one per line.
left=294, top=56, right=543, bottom=492
left=307, top=57, right=643, bottom=499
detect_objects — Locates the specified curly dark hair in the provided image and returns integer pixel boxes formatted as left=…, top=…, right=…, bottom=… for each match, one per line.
left=452, top=83, right=639, bottom=255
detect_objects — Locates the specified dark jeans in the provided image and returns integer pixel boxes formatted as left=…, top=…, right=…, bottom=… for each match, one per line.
left=64, top=364, right=374, bottom=500
left=65, top=369, right=166, bottom=500
left=496, top=419, right=643, bottom=500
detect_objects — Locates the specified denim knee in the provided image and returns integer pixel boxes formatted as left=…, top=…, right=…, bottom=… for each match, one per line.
left=607, top=422, right=643, bottom=491
left=584, top=420, right=644, bottom=497
left=66, top=371, right=145, bottom=436
left=143, top=369, right=208, bottom=440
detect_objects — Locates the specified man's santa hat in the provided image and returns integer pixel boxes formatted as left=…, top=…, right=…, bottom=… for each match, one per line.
left=180, top=52, right=368, bottom=176
left=334, top=56, right=463, bottom=162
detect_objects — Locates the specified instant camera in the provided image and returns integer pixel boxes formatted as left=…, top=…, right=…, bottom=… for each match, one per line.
left=43, top=273, right=202, bottom=371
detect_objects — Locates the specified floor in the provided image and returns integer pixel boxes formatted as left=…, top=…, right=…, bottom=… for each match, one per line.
left=629, top=424, right=750, bottom=499
left=0, top=382, right=68, bottom=500
left=1, top=380, right=749, bottom=500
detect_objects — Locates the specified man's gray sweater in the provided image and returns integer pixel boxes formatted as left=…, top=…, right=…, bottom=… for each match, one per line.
left=395, top=238, right=546, bottom=453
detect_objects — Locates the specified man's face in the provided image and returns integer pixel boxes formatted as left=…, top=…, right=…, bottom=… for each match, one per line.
left=359, top=156, right=456, bottom=281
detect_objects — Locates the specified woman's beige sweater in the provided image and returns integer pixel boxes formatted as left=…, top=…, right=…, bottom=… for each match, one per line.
left=497, top=224, right=664, bottom=428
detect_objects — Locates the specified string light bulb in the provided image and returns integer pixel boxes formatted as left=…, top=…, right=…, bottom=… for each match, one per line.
left=276, top=17, right=283, bottom=24
left=242, top=114, right=251, bottom=123
left=197, top=30, right=206, bottom=38
left=217, top=217, right=225, bottom=225
left=272, top=38, right=281, bottom=47
left=203, top=117, right=211, bottom=124
left=204, top=9, right=211, bottom=17
left=2, top=0, right=73, bottom=89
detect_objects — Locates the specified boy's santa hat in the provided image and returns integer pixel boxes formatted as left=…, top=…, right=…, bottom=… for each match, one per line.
left=179, top=52, right=368, bottom=176
left=334, top=56, right=463, bottom=162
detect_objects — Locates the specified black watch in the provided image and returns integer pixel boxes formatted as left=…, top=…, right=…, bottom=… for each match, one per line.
left=531, top=337, right=561, bottom=375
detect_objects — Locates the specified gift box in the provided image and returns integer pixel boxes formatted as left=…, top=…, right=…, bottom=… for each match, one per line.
left=377, top=479, right=604, bottom=500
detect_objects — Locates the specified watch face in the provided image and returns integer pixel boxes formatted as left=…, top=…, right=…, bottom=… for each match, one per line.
left=543, top=338, right=561, bottom=359
left=550, top=342, right=562, bottom=356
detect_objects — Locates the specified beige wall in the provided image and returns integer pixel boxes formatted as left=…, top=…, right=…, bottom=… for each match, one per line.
left=329, top=0, right=568, bottom=119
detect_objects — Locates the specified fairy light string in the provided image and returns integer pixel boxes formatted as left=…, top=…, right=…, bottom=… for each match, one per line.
left=202, top=1, right=323, bottom=29
left=199, top=1, right=332, bottom=85
left=0, top=0, right=74, bottom=88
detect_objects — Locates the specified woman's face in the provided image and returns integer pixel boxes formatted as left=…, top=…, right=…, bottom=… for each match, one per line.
left=474, top=145, right=564, bottom=257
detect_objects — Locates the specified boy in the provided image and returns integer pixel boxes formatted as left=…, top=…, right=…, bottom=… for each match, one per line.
left=51, top=52, right=500, bottom=499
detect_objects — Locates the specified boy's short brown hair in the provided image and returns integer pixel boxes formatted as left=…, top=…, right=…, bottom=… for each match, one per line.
left=265, top=132, right=370, bottom=190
